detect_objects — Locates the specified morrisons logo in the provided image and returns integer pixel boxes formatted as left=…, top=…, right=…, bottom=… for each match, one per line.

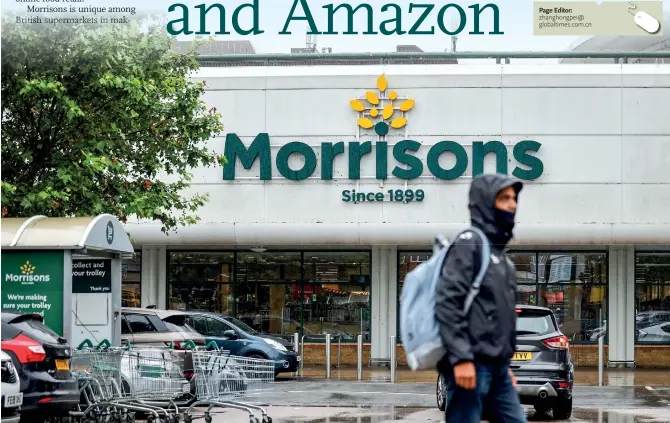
left=5, top=261, right=51, bottom=284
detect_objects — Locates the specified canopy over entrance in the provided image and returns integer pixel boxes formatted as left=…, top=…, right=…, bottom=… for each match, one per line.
left=1, top=214, right=133, bottom=256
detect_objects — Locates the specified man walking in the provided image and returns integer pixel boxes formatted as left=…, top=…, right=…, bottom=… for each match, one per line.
left=435, top=174, right=526, bottom=423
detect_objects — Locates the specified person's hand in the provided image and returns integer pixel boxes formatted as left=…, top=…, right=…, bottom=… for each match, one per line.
left=453, top=361, right=476, bottom=390
left=508, top=368, right=517, bottom=387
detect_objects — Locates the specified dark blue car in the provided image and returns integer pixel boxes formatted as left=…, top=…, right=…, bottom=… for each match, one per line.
left=183, top=312, right=301, bottom=377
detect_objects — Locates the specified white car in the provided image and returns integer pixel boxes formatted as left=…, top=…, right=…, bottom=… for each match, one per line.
left=1, top=350, right=22, bottom=423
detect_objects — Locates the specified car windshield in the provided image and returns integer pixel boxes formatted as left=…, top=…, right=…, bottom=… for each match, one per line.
left=223, top=316, right=258, bottom=334
left=516, top=310, right=556, bottom=336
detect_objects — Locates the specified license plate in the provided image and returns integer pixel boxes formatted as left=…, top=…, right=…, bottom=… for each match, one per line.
left=512, top=352, right=532, bottom=361
left=182, top=382, right=190, bottom=393
left=4, top=393, right=23, bottom=407
left=55, top=359, right=69, bottom=370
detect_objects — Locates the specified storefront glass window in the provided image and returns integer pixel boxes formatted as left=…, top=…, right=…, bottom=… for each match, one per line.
left=396, top=250, right=607, bottom=344
left=235, top=252, right=302, bottom=342
left=166, top=251, right=371, bottom=343
left=537, top=253, right=608, bottom=343
left=509, top=252, right=537, bottom=306
left=168, top=252, right=234, bottom=315
left=122, top=251, right=141, bottom=308
left=635, top=253, right=670, bottom=344
left=303, top=252, right=371, bottom=342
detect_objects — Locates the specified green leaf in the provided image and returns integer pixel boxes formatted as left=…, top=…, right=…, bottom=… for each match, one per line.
left=0, top=15, right=224, bottom=233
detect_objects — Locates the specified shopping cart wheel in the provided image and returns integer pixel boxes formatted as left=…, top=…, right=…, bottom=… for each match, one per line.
left=204, top=412, right=212, bottom=423
left=264, top=417, right=273, bottom=423
left=183, top=415, right=192, bottom=423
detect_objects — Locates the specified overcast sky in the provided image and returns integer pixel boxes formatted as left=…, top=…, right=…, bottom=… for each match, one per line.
left=3, top=0, right=668, bottom=53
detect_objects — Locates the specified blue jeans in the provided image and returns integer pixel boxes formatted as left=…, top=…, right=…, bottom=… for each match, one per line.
left=442, top=362, right=527, bottom=423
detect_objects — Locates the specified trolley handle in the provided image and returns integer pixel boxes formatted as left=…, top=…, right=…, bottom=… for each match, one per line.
left=182, top=340, right=197, bottom=350
left=96, top=339, right=111, bottom=350
left=167, top=340, right=197, bottom=350
left=77, top=339, right=94, bottom=350
left=76, top=339, right=114, bottom=351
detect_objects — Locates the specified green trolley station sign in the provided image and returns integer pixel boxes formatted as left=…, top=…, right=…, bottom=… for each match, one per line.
left=1, top=214, right=135, bottom=344
left=2, top=251, right=65, bottom=335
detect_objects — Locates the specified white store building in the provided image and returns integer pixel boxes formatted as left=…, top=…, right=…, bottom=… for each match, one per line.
left=123, top=57, right=670, bottom=367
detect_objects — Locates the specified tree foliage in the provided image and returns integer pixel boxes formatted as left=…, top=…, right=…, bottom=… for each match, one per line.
left=1, top=17, right=225, bottom=233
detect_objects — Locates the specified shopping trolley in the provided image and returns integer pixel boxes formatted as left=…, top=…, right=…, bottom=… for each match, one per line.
left=122, top=348, right=192, bottom=403
left=184, top=349, right=275, bottom=423
left=70, top=341, right=186, bottom=423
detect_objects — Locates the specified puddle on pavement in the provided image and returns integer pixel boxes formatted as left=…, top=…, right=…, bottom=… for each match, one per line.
left=271, top=406, right=670, bottom=423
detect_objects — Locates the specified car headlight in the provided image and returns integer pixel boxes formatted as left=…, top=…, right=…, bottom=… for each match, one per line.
left=263, top=338, right=287, bottom=352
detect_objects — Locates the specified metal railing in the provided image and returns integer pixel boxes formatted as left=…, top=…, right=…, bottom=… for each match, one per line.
left=357, top=335, right=363, bottom=381
left=299, top=334, right=398, bottom=382
left=598, top=310, right=605, bottom=387
left=390, top=336, right=397, bottom=383
left=196, top=51, right=670, bottom=66
left=325, top=334, right=332, bottom=379
left=300, top=334, right=306, bottom=377
left=294, top=332, right=300, bottom=377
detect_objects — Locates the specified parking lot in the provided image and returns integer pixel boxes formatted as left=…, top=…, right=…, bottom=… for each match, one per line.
left=169, top=379, right=670, bottom=423
left=178, top=406, right=670, bottom=423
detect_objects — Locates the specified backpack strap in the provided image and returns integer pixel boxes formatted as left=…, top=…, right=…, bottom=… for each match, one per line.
left=461, top=226, right=491, bottom=315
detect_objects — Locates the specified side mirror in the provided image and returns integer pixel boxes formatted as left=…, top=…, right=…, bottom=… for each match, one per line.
left=223, top=330, right=237, bottom=339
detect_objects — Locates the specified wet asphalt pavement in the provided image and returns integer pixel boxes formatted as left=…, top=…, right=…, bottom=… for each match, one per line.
left=241, top=379, right=670, bottom=409
left=176, top=380, right=670, bottom=423
left=186, top=405, right=670, bottom=423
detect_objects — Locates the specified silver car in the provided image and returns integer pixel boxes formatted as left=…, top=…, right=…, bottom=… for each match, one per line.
left=1, top=350, right=22, bottom=423
left=121, top=308, right=206, bottom=348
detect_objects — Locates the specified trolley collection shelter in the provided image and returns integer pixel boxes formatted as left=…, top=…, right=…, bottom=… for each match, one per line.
left=1, top=214, right=134, bottom=347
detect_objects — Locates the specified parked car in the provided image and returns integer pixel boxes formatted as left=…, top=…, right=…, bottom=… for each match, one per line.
left=220, top=315, right=296, bottom=352
left=1, top=350, right=22, bottom=423
left=236, top=314, right=303, bottom=342
left=121, top=307, right=206, bottom=349
left=1, top=312, right=79, bottom=420
left=437, top=305, right=574, bottom=420
left=182, top=312, right=301, bottom=377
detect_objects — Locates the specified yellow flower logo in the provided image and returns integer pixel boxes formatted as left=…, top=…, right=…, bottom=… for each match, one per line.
left=350, top=75, right=415, bottom=136
left=20, top=261, right=36, bottom=275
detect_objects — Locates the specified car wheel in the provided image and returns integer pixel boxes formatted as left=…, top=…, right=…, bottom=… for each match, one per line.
left=249, top=353, right=267, bottom=359
left=436, top=374, right=446, bottom=411
left=552, top=397, right=572, bottom=420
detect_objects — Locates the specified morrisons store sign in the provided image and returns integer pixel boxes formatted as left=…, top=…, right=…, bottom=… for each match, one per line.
left=222, top=75, right=543, bottom=182
left=222, top=133, right=543, bottom=182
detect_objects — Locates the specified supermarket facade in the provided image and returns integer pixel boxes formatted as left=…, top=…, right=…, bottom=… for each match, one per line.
left=124, top=62, right=670, bottom=367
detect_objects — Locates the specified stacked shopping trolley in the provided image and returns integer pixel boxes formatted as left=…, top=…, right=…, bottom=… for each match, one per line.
left=184, top=349, right=275, bottom=423
left=69, top=340, right=275, bottom=423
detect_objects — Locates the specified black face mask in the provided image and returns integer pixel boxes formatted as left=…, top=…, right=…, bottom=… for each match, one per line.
left=494, top=208, right=516, bottom=233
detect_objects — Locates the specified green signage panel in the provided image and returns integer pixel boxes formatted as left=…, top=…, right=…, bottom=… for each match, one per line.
left=72, top=259, right=111, bottom=293
left=1, top=251, right=65, bottom=335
